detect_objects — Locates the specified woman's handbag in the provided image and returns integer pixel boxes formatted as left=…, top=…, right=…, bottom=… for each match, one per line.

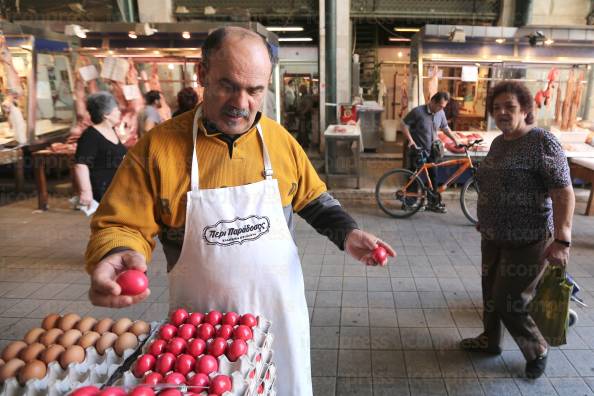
left=431, top=139, right=445, bottom=160
left=528, top=265, right=572, bottom=346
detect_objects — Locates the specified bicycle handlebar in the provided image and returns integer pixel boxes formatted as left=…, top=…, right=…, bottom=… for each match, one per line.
left=457, top=139, right=483, bottom=150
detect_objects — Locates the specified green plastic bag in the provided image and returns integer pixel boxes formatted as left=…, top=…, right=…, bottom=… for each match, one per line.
left=528, top=265, right=572, bottom=347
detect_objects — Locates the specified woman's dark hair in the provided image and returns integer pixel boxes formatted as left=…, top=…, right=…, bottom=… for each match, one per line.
left=145, top=90, right=161, bottom=106
left=86, top=91, right=118, bottom=124
left=177, top=87, right=198, bottom=112
left=486, top=81, right=535, bottom=124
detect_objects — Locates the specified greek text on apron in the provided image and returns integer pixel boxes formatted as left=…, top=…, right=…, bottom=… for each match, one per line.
left=169, top=108, right=313, bottom=395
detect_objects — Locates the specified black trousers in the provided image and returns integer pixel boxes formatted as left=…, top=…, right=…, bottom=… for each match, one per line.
left=405, top=147, right=439, bottom=204
left=480, top=238, right=550, bottom=361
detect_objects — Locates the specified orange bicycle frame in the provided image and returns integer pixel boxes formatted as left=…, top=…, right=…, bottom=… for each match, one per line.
left=405, top=157, right=473, bottom=194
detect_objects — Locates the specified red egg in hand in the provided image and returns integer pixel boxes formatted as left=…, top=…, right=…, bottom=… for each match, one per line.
left=116, top=270, right=148, bottom=296
left=143, top=372, right=163, bottom=385
left=170, top=308, right=189, bottom=326
left=226, top=339, right=248, bottom=362
left=222, top=312, right=239, bottom=326
left=187, top=312, right=204, bottom=326
left=233, top=325, right=253, bottom=341
left=174, top=354, right=195, bottom=376
left=207, top=337, right=227, bottom=358
left=196, top=354, right=218, bottom=375
left=209, top=375, right=232, bottom=395
left=133, top=354, right=156, bottom=378
left=187, top=338, right=206, bottom=357
left=216, top=324, right=233, bottom=340
left=239, top=313, right=257, bottom=328
left=372, top=245, right=388, bottom=264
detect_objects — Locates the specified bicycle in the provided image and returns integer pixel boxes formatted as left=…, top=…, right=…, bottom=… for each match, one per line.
left=375, top=139, right=483, bottom=224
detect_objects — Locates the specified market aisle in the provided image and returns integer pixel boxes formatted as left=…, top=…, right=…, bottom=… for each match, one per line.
left=1, top=197, right=593, bottom=396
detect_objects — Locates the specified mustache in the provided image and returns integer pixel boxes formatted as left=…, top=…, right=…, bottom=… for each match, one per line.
left=223, top=106, right=249, bottom=118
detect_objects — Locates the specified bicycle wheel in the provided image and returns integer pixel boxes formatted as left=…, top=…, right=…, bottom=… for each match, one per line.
left=460, top=176, right=479, bottom=224
left=375, top=168, right=426, bottom=218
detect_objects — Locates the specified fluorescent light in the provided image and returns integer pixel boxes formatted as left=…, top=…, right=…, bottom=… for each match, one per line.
left=389, top=37, right=411, bottom=42
left=128, top=31, right=137, bottom=39
left=266, top=27, right=304, bottom=32
left=394, top=27, right=420, bottom=32
left=168, top=63, right=174, bottom=70
left=182, top=31, right=191, bottom=39
left=544, top=38, right=554, bottom=45
left=495, top=37, right=506, bottom=44
left=397, top=51, right=403, bottom=58
left=278, top=37, right=312, bottom=42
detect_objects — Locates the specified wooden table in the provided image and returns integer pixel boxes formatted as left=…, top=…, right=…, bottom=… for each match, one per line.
left=32, top=150, right=75, bottom=210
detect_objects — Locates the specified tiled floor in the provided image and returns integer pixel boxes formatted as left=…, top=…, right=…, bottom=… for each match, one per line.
left=1, top=196, right=593, bottom=395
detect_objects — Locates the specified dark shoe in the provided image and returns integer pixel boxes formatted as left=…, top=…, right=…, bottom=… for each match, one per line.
left=427, top=202, right=447, bottom=213
left=460, top=336, right=502, bottom=355
left=525, top=349, right=548, bottom=379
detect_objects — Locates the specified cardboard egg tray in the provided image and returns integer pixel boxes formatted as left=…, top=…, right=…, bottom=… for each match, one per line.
left=0, top=324, right=157, bottom=396
left=113, top=316, right=277, bottom=395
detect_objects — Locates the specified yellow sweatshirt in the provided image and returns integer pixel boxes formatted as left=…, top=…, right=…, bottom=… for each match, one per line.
left=85, top=107, right=326, bottom=273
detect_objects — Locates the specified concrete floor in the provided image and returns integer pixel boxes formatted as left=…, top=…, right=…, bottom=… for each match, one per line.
left=0, top=195, right=593, bottom=395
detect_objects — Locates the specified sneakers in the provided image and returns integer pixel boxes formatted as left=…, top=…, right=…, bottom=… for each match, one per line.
left=525, top=349, right=548, bottom=379
left=427, top=202, right=447, bottom=213
left=459, top=336, right=502, bottom=355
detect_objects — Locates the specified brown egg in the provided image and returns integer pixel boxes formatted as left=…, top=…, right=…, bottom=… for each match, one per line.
left=113, top=332, right=138, bottom=356
left=57, top=313, right=80, bottom=331
left=24, top=328, right=46, bottom=345
left=75, top=317, right=97, bottom=333
left=41, top=314, right=61, bottom=330
left=59, top=345, right=85, bottom=369
left=2, top=341, right=28, bottom=361
left=58, top=329, right=82, bottom=348
left=93, top=318, right=114, bottom=334
left=78, top=331, right=101, bottom=349
left=18, top=360, right=46, bottom=385
left=129, top=320, right=150, bottom=337
left=95, top=332, right=118, bottom=355
left=39, top=328, right=63, bottom=346
left=0, top=358, right=25, bottom=384
left=111, top=318, right=132, bottom=336
left=40, top=344, right=65, bottom=365
left=18, top=343, right=46, bottom=363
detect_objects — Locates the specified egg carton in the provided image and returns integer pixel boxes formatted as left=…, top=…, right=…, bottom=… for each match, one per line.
left=1, top=324, right=156, bottom=396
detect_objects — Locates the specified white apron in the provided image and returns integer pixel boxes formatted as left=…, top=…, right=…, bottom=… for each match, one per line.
left=169, top=109, right=313, bottom=396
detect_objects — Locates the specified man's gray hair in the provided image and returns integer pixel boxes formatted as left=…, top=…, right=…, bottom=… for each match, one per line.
left=201, top=26, right=274, bottom=69
left=86, top=91, right=118, bottom=124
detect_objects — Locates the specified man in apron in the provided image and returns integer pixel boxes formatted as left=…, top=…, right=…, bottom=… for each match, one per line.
left=85, top=27, right=396, bottom=395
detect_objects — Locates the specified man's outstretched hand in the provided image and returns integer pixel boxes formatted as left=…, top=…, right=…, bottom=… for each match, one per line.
left=89, top=250, right=151, bottom=308
left=345, top=229, right=397, bottom=266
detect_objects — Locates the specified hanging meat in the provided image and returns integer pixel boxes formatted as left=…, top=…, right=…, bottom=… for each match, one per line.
left=148, top=63, right=172, bottom=121
left=0, top=33, right=27, bottom=144
left=561, top=69, right=576, bottom=131
left=424, top=65, right=439, bottom=104
left=554, top=78, right=563, bottom=125
left=534, top=68, right=558, bottom=109
left=568, top=70, right=585, bottom=131
left=67, top=55, right=99, bottom=146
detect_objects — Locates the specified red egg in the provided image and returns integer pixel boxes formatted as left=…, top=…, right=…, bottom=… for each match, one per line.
left=186, top=338, right=206, bottom=358
left=226, top=339, right=248, bottom=362
left=155, top=352, right=176, bottom=374
left=116, top=270, right=148, bottom=296
left=174, top=354, right=195, bottom=376
left=196, top=355, right=218, bottom=375
left=196, top=323, right=215, bottom=340
left=159, top=324, right=177, bottom=341
left=187, top=312, right=204, bottom=326
left=158, top=390, right=181, bottom=396
left=205, top=311, right=222, bottom=326
left=206, top=337, right=227, bottom=358
left=69, top=386, right=101, bottom=396
left=209, top=375, right=232, bottom=395
left=143, top=372, right=163, bottom=385
left=128, top=386, right=155, bottom=396
left=147, top=339, right=167, bottom=356
left=170, top=309, right=189, bottom=326
left=216, top=324, right=234, bottom=340
left=222, top=312, right=239, bottom=326
left=372, top=245, right=388, bottom=264
left=166, top=337, right=187, bottom=355
left=164, top=371, right=186, bottom=385
left=187, top=372, right=210, bottom=388
left=133, top=354, right=156, bottom=378
left=98, top=387, right=126, bottom=396
left=178, top=324, right=196, bottom=340
left=233, top=325, right=253, bottom=341
left=239, top=314, right=257, bottom=328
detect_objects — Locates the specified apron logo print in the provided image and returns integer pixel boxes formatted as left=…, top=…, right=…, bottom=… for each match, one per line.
left=202, top=215, right=271, bottom=246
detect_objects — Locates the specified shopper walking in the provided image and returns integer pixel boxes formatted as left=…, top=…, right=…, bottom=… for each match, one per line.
left=84, top=26, right=395, bottom=395
left=460, top=81, right=575, bottom=379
